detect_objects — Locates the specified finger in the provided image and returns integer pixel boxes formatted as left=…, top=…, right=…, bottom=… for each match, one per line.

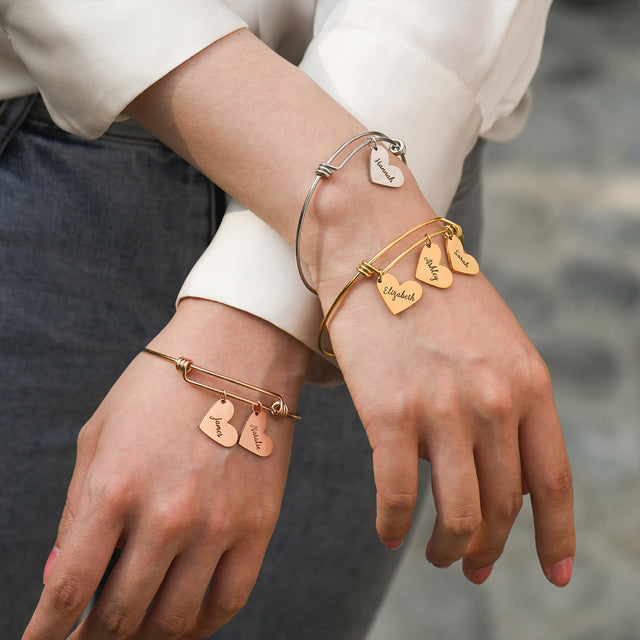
left=23, top=515, right=121, bottom=640
left=520, top=381, right=575, bottom=587
left=369, top=424, right=419, bottom=547
left=43, top=425, right=98, bottom=585
left=71, top=532, right=177, bottom=640
left=462, top=429, right=524, bottom=583
left=130, top=542, right=220, bottom=640
left=426, top=444, right=481, bottom=567
left=184, top=538, right=270, bottom=638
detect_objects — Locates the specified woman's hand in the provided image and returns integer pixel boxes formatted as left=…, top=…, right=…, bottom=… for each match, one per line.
left=22, top=299, right=310, bottom=640
left=310, top=165, right=575, bottom=588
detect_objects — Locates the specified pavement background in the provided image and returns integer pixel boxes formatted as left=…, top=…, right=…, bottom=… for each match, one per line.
left=367, top=2, right=640, bottom=639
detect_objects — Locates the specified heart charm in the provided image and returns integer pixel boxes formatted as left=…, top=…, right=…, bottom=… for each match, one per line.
left=415, top=243, right=453, bottom=288
left=445, top=235, right=479, bottom=275
left=199, top=399, right=239, bottom=447
left=370, top=145, right=404, bottom=188
left=376, top=273, right=422, bottom=314
left=239, top=410, right=273, bottom=457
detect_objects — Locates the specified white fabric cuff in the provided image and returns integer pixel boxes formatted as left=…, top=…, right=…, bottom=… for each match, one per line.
left=2, top=0, right=247, bottom=138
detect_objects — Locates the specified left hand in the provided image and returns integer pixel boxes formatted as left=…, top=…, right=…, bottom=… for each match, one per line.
left=22, top=299, right=310, bottom=640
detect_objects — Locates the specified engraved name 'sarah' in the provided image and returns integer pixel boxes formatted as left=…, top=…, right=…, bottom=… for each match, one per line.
left=453, top=248, right=469, bottom=268
left=382, top=284, right=417, bottom=302
left=373, top=156, right=397, bottom=183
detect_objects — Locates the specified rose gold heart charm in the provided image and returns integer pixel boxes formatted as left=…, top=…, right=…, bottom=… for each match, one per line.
left=239, top=409, right=273, bottom=457
left=376, top=273, right=422, bottom=314
left=445, top=235, right=479, bottom=275
left=415, top=243, right=453, bottom=288
left=199, top=399, right=239, bottom=447
left=370, top=145, right=404, bottom=188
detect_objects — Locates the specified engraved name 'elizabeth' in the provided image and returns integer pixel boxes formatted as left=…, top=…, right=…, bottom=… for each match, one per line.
left=382, top=285, right=416, bottom=302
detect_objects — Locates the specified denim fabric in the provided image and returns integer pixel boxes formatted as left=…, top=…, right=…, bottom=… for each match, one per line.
left=0, top=95, right=483, bottom=639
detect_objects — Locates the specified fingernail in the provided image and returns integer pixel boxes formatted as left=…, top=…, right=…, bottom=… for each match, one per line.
left=43, top=546, right=60, bottom=585
left=551, top=557, right=573, bottom=587
left=381, top=539, right=404, bottom=550
left=431, top=562, right=452, bottom=569
left=471, top=564, right=494, bottom=584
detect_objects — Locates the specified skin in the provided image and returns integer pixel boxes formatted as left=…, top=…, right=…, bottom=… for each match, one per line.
left=23, top=27, right=575, bottom=640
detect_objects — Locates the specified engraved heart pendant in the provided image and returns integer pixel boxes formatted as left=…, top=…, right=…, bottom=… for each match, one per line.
left=370, top=145, right=404, bottom=188
left=376, top=273, right=422, bottom=314
left=199, top=399, right=239, bottom=447
left=239, top=409, right=273, bottom=457
left=445, top=235, right=479, bottom=275
left=415, top=243, right=453, bottom=288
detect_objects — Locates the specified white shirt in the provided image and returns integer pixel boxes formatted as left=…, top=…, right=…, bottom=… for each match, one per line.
left=0, top=0, right=551, bottom=381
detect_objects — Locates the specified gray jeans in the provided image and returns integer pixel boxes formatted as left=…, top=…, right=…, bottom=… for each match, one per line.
left=0, top=95, right=483, bottom=639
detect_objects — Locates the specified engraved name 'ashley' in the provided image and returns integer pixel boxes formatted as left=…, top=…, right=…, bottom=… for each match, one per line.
left=382, top=285, right=416, bottom=303
left=373, top=157, right=396, bottom=183
left=422, top=256, right=441, bottom=281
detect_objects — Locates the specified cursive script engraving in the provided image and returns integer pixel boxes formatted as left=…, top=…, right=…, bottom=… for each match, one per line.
left=453, top=249, right=469, bottom=268
left=199, top=399, right=238, bottom=447
left=383, top=285, right=416, bottom=302
left=239, top=410, right=273, bottom=457
left=373, top=157, right=395, bottom=183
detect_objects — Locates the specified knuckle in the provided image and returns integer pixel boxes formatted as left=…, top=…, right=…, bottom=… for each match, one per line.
left=242, top=503, right=279, bottom=540
left=527, top=356, right=553, bottom=396
left=476, top=380, right=514, bottom=423
left=150, top=611, right=191, bottom=637
left=442, top=511, right=482, bottom=539
left=383, top=489, right=417, bottom=514
left=538, top=467, right=574, bottom=507
left=95, top=603, right=135, bottom=637
left=214, top=594, right=249, bottom=622
left=492, top=492, right=524, bottom=525
left=49, top=575, right=85, bottom=615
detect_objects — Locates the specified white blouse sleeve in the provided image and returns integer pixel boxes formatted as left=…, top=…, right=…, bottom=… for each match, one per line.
left=178, top=0, right=551, bottom=382
left=0, top=0, right=247, bottom=138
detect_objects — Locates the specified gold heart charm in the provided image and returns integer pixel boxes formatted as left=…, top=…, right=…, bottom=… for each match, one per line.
left=376, top=273, right=422, bottom=314
left=239, top=410, right=273, bottom=457
left=199, top=399, right=239, bottom=447
left=445, top=235, right=479, bottom=275
left=415, top=243, right=453, bottom=288
left=370, top=145, right=404, bottom=188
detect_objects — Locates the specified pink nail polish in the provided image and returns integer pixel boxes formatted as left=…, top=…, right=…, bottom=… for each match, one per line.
left=431, top=562, right=452, bottom=569
left=551, top=557, right=573, bottom=587
left=382, top=539, right=404, bottom=550
left=43, top=546, right=59, bottom=585
left=471, top=564, right=494, bottom=584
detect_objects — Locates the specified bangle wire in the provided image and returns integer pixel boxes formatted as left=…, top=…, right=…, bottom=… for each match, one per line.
left=317, top=218, right=463, bottom=357
left=142, top=348, right=300, bottom=420
left=296, top=131, right=408, bottom=293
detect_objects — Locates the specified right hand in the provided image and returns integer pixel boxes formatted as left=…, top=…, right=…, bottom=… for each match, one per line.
left=308, top=159, right=575, bottom=587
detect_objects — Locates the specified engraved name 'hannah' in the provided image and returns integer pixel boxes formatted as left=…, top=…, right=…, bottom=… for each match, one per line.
left=373, top=157, right=396, bottom=183
left=382, top=285, right=416, bottom=302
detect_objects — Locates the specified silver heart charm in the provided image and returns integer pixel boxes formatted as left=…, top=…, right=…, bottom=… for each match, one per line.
left=370, top=145, right=404, bottom=188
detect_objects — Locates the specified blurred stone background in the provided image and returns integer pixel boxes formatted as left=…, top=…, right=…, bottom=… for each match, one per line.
left=368, top=2, right=640, bottom=639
